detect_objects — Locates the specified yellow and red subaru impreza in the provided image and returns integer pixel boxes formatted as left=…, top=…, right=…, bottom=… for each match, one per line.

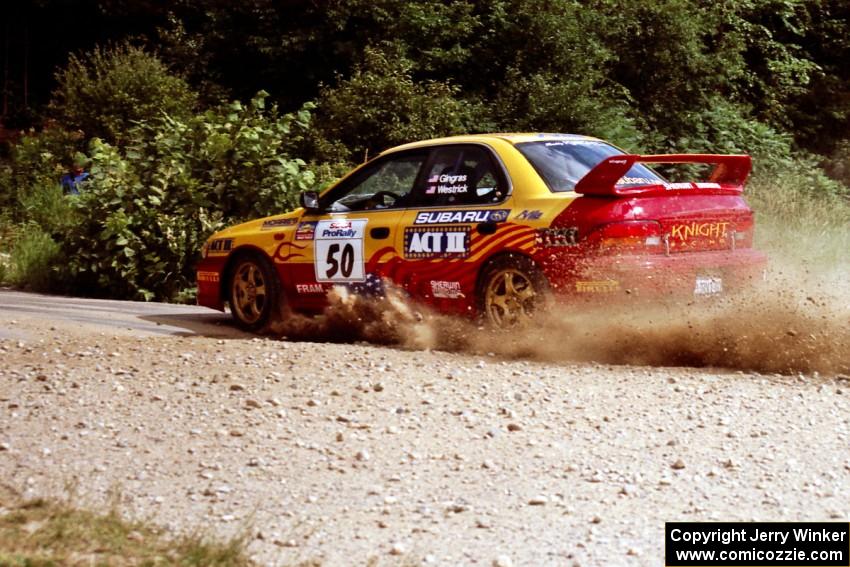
left=197, top=134, right=766, bottom=330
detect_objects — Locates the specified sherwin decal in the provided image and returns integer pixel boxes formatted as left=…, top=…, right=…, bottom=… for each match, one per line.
left=404, top=226, right=470, bottom=259
left=314, top=219, right=368, bottom=283
left=414, top=209, right=509, bottom=225
left=430, top=280, right=464, bottom=299
left=261, top=218, right=298, bottom=230
left=294, top=221, right=318, bottom=240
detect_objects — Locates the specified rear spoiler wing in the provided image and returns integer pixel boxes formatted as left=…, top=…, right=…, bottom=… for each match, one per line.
left=574, top=154, right=752, bottom=196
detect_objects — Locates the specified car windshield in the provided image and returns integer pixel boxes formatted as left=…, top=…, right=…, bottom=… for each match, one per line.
left=516, top=139, right=665, bottom=192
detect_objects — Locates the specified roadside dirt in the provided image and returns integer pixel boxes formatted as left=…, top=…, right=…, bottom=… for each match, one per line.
left=2, top=294, right=850, bottom=566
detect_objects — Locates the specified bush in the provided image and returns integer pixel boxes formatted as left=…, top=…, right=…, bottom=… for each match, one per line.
left=8, top=223, right=63, bottom=292
left=1, top=127, right=84, bottom=222
left=311, top=45, right=482, bottom=163
left=62, top=92, right=316, bottom=301
left=49, top=43, right=197, bottom=145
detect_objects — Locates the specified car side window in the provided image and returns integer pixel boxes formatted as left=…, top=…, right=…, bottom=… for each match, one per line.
left=324, top=152, right=427, bottom=212
left=413, top=146, right=507, bottom=207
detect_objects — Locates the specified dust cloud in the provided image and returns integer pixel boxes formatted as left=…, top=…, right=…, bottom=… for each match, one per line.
left=271, top=253, right=850, bottom=376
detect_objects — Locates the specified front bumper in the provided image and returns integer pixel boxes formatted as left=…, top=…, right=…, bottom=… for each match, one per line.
left=196, top=257, right=227, bottom=311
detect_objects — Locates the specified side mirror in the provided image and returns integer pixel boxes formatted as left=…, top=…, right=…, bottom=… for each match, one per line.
left=299, top=190, right=321, bottom=212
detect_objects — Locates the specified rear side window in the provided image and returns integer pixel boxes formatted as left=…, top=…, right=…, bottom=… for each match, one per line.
left=412, top=145, right=508, bottom=206
left=517, top=140, right=665, bottom=192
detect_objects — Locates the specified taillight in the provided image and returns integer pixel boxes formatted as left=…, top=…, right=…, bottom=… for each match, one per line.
left=593, top=220, right=663, bottom=253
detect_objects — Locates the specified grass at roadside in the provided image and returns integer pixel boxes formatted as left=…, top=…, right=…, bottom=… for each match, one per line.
left=0, top=490, right=253, bottom=566
left=747, top=169, right=850, bottom=270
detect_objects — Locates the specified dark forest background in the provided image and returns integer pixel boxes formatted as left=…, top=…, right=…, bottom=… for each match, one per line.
left=0, top=0, right=848, bottom=300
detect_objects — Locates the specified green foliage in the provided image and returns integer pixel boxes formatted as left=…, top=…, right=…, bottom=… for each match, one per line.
left=1, top=128, right=83, bottom=221
left=312, top=46, right=482, bottom=162
left=8, top=223, right=63, bottom=292
left=18, top=182, right=80, bottom=235
left=62, top=92, right=315, bottom=301
left=49, top=43, right=197, bottom=145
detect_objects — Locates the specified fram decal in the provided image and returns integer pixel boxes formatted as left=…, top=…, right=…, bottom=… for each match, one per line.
left=296, top=283, right=325, bottom=294
left=295, top=221, right=318, bottom=240
left=430, top=280, right=464, bottom=299
left=670, top=221, right=730, bottom=241
left=414, top=209, right=509, bottom=224
left=261, top=218, right=298, bottom=230
left=515, top=209, right=543, bottom=220
left=404, top=226, right=469, bottom=259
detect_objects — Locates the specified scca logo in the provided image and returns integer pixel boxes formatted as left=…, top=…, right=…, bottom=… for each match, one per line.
left=329, top=221, right=352, bottom=229
left=404, top=227, right=469, bottom=259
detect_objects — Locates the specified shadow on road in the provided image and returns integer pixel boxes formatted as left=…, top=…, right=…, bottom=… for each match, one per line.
left=138, top=312, right=254, bottom=339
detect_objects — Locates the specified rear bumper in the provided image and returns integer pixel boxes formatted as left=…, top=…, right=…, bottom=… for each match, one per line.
left=541, top=248, right=767, bottom=299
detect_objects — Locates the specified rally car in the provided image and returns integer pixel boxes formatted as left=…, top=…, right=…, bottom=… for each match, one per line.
left=196, top=134, right=766, bottom=330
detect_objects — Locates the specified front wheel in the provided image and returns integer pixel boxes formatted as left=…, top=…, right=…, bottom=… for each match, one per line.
left=228, top=254, right=280, bottom=332
left=479, top=255, right=548, bottom=328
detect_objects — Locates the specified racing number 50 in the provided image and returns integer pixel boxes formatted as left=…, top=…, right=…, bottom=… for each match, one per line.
left=325, top=243, right=355, bottom=279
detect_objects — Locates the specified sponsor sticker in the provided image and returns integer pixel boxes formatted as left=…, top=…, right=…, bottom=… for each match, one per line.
left=694, top=276, right=723, bottom=296
left=665, top=182, right=694, bottom=190
left=295, top=221, right=318, bottom=240
left=207, top=238, right=233, bottom=255
left=404, top=226, right=470, bottom=259
left=575, top=280, right=620, bottom=293
left=515, top=209, right=543, bottom=221
left=617, top=176, right=655, bottom=185
left=430, top=280, right=465, bottom=299
left=296, top=283, right=325, bottom=294
left=414, top=209, right=509, bottom=225
left=543, top=140, right=607, bottom=147
left=314, top=219, right=368, bottom=283
left=670, top=222, right=730, bottom=241
left=261, top=218, right=298, bottom=230
left=197, top=271, right=220, bottom=283
left=425, top=173, right=469, bottom=195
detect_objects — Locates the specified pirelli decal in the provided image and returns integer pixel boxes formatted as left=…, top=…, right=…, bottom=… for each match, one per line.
left=197, top=271, right=220, bottom=283
left=575, top=280, right=620, bottom=293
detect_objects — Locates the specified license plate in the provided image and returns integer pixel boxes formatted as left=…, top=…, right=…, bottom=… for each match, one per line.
left=694, top=275, right=723, bottom=296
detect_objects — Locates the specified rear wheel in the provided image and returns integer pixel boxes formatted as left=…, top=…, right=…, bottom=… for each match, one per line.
left=479, top=255, right=548, bottom=328
left=228, top=254, right=280, bottom=332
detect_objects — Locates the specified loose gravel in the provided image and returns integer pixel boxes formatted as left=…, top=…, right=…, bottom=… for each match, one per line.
left=1, top=314, right=849, bottom=566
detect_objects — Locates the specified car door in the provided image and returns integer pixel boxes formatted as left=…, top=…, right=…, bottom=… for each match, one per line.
left=284, top=150, right=429, bottom=309
left=391, top=144, right=514, bottom=314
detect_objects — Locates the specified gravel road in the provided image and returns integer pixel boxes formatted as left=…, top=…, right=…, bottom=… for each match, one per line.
left=1, top=290, right=849, bottom=566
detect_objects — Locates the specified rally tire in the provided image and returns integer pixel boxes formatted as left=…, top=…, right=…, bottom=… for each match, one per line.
left=477, top=254, right=549, bottom=329
left=227, top=253, right=281, bottom=332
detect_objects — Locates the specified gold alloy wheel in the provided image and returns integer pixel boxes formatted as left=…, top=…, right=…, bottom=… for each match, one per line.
left=484, top=268, right=538, bottom=327
left=230, top=260, right=268, bottom=325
